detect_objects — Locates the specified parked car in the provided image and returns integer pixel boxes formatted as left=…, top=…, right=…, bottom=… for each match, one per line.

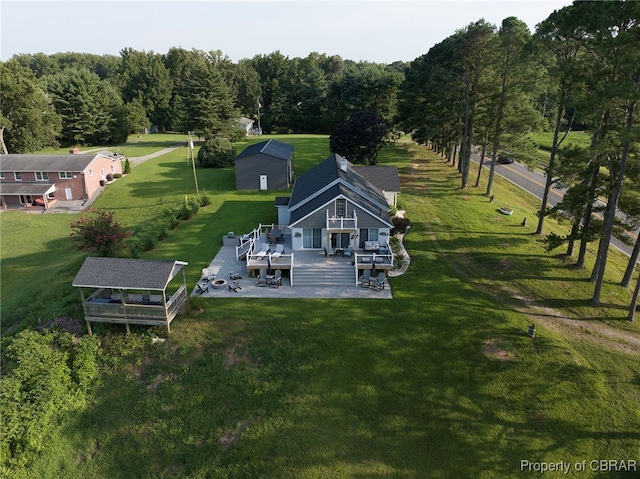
left=497, top=154, right=515, bottom=164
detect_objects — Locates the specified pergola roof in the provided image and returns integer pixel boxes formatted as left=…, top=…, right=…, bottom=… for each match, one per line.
left=72, top=257, right=188, bottom=291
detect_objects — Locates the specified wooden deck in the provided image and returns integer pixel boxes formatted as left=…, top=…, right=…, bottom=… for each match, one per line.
left=81, top=285, right=187, bottom=334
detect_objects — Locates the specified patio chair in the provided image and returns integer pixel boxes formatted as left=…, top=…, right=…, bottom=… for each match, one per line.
left=201, top=268, right=214, bottom=281
left=359, top=269, right=371, bottom=287
left=195, top=282, right=209, bottom=295
left=374, top=272, right=386, bottom=290
left=271, top=244, right=285, bottom=261
left=257, top=268, right=268, bottom=287
left=228, top=279, right=242, bottom=292
left=270, top=269, right=282, bottom=288
left=343, top=246, right=353, bottom=258
left=256, top=243, right=270, bottom=259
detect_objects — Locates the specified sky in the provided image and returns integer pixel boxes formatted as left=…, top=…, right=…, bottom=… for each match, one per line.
left=1, top=0, right=574, bottom=64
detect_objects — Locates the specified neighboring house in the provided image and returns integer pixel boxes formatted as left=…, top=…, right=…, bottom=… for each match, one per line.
left=279, top=154, right=399, bottom=252
left=234, top=139, right=294, bottom=190
left=237, top=117, right=255, bottom=135
left=0, top=151, right=124, bottom=210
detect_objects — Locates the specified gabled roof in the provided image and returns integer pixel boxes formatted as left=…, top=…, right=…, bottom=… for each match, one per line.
left=235, top=139, right=293, bottom=162
left=287, top=154, right=396, bottom=227
left=238, top=117, right=255, bottom=127
left=289, top=154, right=389, bottom=211
left=0, top=152, right=121, bottom=172
left=72, top=257, right=188, bottom=291
left=289, top=183, right=392, bottom=226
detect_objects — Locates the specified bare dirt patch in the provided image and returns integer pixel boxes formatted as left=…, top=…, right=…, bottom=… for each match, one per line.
left=223, top=344, right=257, bottom=370
left=512, top=293, right=640, bottom=357
left=219, top=418, right=255, bottom=451
left=483, top=338, right=515, bottom=361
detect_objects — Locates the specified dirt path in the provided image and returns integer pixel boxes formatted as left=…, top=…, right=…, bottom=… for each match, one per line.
left=128, top=143, right=186, bottom=166
left=511, top=292, right=640, bottom=357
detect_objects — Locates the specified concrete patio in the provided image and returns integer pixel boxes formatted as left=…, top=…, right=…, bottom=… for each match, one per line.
left=190, top=246, right=392, bottom=299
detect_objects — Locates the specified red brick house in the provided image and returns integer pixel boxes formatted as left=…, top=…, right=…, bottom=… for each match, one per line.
left=0, top=151, right=124, bottom=210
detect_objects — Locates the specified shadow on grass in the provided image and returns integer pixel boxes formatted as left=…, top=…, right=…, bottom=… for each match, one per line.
left=54, top=293, right=640, bottom=478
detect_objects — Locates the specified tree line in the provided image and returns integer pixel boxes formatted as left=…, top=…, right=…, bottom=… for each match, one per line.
left=0, top=48, right=405, bottom=153
left=397, top=1, right=640, bottom=315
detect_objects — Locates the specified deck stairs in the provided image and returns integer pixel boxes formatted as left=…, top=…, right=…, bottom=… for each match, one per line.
left=292, top=256, right=356, bottom=287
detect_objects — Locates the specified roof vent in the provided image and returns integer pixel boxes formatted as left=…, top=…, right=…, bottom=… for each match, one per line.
left=339, top=157, right=348, bottom=173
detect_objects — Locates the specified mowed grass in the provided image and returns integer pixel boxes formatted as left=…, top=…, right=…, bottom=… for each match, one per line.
left=4, top=136, right=640, bottom=478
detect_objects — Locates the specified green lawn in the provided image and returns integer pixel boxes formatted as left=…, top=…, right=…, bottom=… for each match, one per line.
left=2, top=136, right=640, bottom=478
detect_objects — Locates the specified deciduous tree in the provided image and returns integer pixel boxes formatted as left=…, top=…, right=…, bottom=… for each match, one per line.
left=329, top=109, right=392, bottom=165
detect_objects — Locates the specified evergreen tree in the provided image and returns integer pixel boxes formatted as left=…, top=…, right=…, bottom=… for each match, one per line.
left=0, top=60, right=61, bottom=153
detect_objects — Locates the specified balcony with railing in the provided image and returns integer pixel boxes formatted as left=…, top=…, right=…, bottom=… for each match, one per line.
left=326, top=210, right=357, bottom=231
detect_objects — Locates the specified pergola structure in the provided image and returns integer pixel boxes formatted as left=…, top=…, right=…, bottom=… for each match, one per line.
left=72, top=257, right=188, bottom=335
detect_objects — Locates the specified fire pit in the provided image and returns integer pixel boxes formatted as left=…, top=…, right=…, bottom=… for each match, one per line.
left=212, top=279, right=227, bottom=289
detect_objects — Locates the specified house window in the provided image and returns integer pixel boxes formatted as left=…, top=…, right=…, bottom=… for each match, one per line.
left=110, top=164, right=115, bottom=173
left=303, top=228, right=322, bottom=249
left=59, top=172, right=73, bottom=179
left=35, top=172, right=49, bottom=181
left=336, top=199, right=346, bottom=217
left=19, top=195, right=33, bottom=204
left=14, top=172, right=22, bottom=181
left=359, top=228, right=379, bottom=248
left=89, top=169, right=93, bottom=177
left=0, top=172, right=5, bottom=179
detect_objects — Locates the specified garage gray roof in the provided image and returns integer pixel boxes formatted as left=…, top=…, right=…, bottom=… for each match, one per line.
left=235, top=139, right=293, bottom=161
left=72, top=257, right=188, bottom=291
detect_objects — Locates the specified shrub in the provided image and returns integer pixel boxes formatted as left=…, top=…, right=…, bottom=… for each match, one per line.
left=113, top=173, right=122, bottom=178
left=391, top=215, right=410, bottom=235
left=123, top=158, right=131, bottom=174
left=69, top=209, right=129, bottom=257
left=199, top=191, right=212, bottom=207
left=0, top=330, right=102, bottom=469
left=197, top=138, right=236, bottom=168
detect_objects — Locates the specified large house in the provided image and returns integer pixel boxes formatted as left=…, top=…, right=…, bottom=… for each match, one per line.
left=0, top=151, right=124, bottom=210
left=279, top=153, right=400, bottom=252
left=234, top=139, right=294, bottom=190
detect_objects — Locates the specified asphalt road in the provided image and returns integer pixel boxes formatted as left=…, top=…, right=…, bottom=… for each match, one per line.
left=471, top=152, right=637, bottom=260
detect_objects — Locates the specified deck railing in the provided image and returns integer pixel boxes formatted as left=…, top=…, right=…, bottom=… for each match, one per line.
left=326, top=211, right=357, bottom=230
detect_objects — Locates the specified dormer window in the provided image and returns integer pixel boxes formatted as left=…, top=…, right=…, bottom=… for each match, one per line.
left=35, top=172, right=49, bottom=181
left=14, top=172, right=22, bottom=181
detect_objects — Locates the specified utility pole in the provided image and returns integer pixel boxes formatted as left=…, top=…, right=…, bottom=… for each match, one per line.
left=188, top=132, right=199, bottom=196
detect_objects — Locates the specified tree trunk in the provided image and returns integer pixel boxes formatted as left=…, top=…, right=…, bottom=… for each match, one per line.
left=628, top=271, right=640, bottom=322
left=566, top=221, right=579, bottom=257
left=593, top=94, right=637, bottom=304
left=0, top=126, right=8, bottom=155
left=621, top=236, right=640, bottom=287
left=536, top=100, right=570, bottom=235
left=474, top=140, right=488, bottom=187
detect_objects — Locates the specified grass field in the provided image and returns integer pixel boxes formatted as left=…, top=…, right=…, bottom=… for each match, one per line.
left=2, top=134, right=640, bottom=478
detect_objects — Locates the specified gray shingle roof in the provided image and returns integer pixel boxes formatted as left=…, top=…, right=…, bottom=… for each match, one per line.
left=72, top=257, right=187, bottom=290
left=289, top=154, right=389, bottom=211
left=354, top=166, right=401, bottom=192
left=235, top=139, right=294, bottom=161
left=0, top=183, right=56, bottom=195
left=0, top=153, right=120, bottom=172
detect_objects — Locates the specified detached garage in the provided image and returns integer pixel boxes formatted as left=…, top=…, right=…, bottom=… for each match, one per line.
left=234, top=139, right=294, bottom=190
